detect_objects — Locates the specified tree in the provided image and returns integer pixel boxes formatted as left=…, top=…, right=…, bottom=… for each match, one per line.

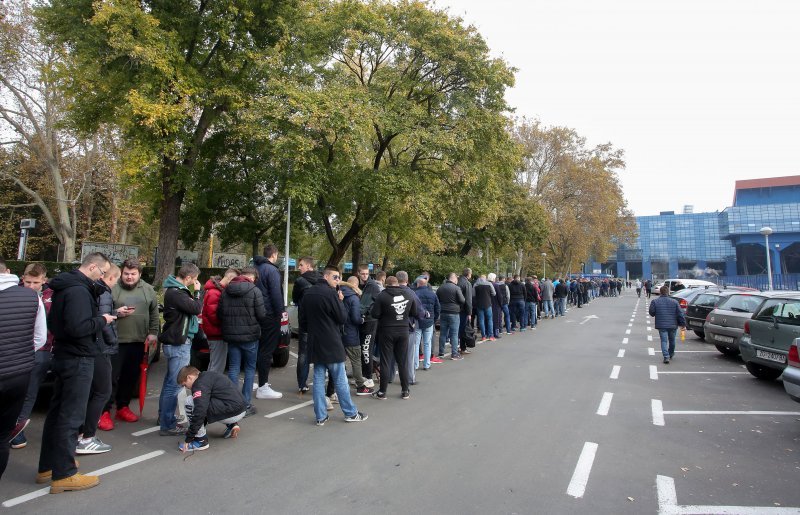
left=513, top=118, right=637, bottom=275
left=271, top=0, right=518, bottom=266
left=38, top=0, right=299, bottom=282
left=0, top=0, right=91, bottom=261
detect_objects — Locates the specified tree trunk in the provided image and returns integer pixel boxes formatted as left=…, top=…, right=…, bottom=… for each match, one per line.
left=381, top=253, right=390, bottom=271
left=252, top=237, right=260, bottom=260
left=459, top=238, right=472, bottom=258
left=351, top=235, right=363, bottom=270
left=154, top=183, right=185, bottom=286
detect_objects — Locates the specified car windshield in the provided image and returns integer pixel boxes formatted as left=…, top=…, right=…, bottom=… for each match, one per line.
left=718, top=294, right=764, bottom=313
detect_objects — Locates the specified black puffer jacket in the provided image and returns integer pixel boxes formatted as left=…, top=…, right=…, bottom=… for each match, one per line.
left=48, top=269, right=106, bottom=358
left=186, top=371, right=247, bottom=442
left=0, top=273, right=39, bottom=379
left=508, top=280, right=525, bottom=302
left=218, top=276, right=267, bottom=344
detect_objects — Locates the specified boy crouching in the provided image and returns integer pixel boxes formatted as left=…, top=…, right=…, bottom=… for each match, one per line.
left=177, top=366, right=247, bottom=452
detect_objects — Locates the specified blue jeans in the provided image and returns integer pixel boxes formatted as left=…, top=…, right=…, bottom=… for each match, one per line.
left=227, top=341, right=258, bottom=405
left=312, top=362, right=357, bottom=421
left=500, top=304, right=512, bottom=333
left=296, top=332, right=310, bottom=390
left=439, top=313, right=460, bottom=357
left=542, top=300, right=554, bottom=317
left=511, top=300, right=526, bottom=330
left=554, top=298, right=565, bottom=316
left=159, top=341, right=191, bottom=430
left=526, top=301, right=537, bottom=327
left=659, top=329, right=677, bottom=359
left=18, top=350, right=53, bottom=422
left=477, top=307, right=493, bottom=339
left=415, top=325, right=434, bottom=369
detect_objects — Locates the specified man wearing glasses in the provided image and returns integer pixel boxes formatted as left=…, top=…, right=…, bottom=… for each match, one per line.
left=300, top=266, right=367, bottom=425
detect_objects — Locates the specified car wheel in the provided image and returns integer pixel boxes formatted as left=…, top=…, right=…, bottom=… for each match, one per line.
left=272, top=346, right=290, bottom=368
left=745, top=361, right=783, bottom=380
left=693, top=330, right=705, bottom=340
left=714, top=344, right=739, bottom=356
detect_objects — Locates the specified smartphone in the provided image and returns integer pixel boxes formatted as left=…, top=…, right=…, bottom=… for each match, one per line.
left=125, top=306, right=136, bottom=312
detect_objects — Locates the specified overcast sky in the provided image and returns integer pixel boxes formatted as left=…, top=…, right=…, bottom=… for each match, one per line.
left=434, top=0, right=800, bottom=217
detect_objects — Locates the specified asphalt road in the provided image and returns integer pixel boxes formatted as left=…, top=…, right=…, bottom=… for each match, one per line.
left=4, top=291, right=800, bottom=514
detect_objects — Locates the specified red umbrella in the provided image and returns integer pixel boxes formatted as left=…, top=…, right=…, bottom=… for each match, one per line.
left=139, top=343, right=150, bottom=416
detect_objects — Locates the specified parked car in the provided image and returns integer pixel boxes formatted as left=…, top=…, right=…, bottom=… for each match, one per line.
left=782, top=338, right=800, bottom=402
left=739, top=293, right=800, bottom=380
left=653, top=278, right=718, bottom=295
left=683, top=290, right=739, bottom=340
left=704, top=291, right=787, bottom=357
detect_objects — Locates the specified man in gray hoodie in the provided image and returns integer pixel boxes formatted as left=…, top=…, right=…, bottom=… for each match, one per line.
left=540, top=278, right=555, bottom=319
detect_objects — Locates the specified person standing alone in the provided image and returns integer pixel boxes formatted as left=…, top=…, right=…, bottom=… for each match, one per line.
left=649, top=285, right=686, bottom=364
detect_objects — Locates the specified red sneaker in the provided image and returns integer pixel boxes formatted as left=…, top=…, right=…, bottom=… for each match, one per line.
left=419, top=354, right=424, bottom=360
left=429, top=356, right=444, bottom=364
left=115, top=406, right=139, bottom=423
left=98, top=411, right=114, bottom=431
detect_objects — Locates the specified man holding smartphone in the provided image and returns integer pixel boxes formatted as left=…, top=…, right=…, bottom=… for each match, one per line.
left=108, top=259, right=159, bottom=429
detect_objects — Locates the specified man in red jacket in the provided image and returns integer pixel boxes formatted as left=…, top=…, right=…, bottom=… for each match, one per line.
left=201, top=268, right=240, bottom=374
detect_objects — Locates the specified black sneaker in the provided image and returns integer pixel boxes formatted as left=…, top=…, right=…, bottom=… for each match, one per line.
left=159, top=426, right=187, bottom=436
left=316, top=416, right=329, bottom=426
left=356, top=386, right=374, bottom=396
left=372, top=391, right=387, bottom=400
left=401, top=391, right=410, bottom=400
left=344, top=411, right=368, bottom=422
left=663, top=358, right=670, bottom=364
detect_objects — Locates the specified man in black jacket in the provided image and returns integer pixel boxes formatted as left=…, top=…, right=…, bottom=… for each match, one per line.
left=253, top=244, right=285, bottom=400
left=435, top=273, right=465, bottom=360
left=178, top=366, right=247, bottom=451
left=292, top=257, right=322, bottom=393
left=371, top=276, right=421, bottom=399
left=38, top=252, right=114, bottom=493
left=218, top=267, right=267, bottom=415
left=457, top=268, right=473, bottom=354
left=300, top=266, right=367, bottom=425
left=158, top=264, right=202, bottom=436
left=357, top=264, right=382, bottom=385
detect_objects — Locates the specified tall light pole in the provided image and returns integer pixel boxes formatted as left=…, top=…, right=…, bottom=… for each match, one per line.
left=760, top=226, right=773, bottom=290
left=542, top=252, right=547, bottom=279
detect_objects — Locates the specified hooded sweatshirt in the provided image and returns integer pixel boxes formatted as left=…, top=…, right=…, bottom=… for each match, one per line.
left=340, top=284, right=363, bottom=346
left=371, top=285, right=420, bottom=333
left=47, top=269, right=106, bottom=358
left=201, top=277, right=225, bottom=339
left=159, top=275, right=201, bottom=346
left=0, top=273, right=44, bottom=378
left=473, top=277, right=496, bottom=310
left=253, top=256, right=284, bottom=316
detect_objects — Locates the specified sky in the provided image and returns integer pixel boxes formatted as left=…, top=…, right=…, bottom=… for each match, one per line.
left=434, top=0, right=800, bottom=217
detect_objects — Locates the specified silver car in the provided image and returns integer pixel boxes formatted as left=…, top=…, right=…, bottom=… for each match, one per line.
left=704, top=292, right=781, bottom=356
left=783, top=338, right=800, bottom=402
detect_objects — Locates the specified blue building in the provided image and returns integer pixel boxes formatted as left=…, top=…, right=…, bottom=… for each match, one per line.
left=604, top=175, right=800, bottom=287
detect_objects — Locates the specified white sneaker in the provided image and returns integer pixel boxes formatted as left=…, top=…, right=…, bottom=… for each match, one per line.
left=255, top=384, right=283, bottom=399
left=330, top=392, right=339, bottom=404
left=364, top=379, right=375, bottom=388
left=325, top=396, right=334, bottom=411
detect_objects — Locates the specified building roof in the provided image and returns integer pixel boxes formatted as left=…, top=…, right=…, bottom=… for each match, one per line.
left=733, top=175, right=800, bottom=205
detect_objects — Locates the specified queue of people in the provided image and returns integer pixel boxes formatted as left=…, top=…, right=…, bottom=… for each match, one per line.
left=0, top=248, right=627, bottom=494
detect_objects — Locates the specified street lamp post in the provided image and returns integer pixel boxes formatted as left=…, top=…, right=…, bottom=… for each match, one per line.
left=542, top=252, right=547, bottom=279
left=760, top=226, right=773, bottom=290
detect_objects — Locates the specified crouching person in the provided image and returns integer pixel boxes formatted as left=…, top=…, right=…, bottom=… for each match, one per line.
left=177, top=366, right=247, bottom=452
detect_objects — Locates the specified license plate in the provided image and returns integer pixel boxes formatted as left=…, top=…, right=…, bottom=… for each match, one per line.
left=756, top=349, right=786, bottom=363
left=713, top=334, right=734, bottom=343
left=689, top=320, right=703, bottom=327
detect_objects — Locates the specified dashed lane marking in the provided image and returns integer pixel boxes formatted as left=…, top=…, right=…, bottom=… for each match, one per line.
left=649, top=348, right=655, bottom=356
left=596, top=393, right=613, bottom=416
left=656, top=475, right=800, bottom=514
left=132, top=426, right=160, bottom=437
left=652, top=399, right=665, bottom=426
left=625, top=329, right=631, bottom=334
left=264, top=400, right=313, bottom=418
left=650, top=365, right=659, bottom=380
left=566, top=442, right=598, bottom=499
left=617, top=349, right=625, bottom=358
left=648, top=335, right=653, bottom=341
left=610, top=365, right=621, bottom=379
left=622, top=337, right=629, bottom=344
left=2, top=450, right=166, bottom=508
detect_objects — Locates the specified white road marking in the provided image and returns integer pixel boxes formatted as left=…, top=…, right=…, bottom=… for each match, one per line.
left=566, top=442, right=599, bottom=498
left=627, top=323, right=633, bottom=327
left=265, top=400, right=313, bottom=418
left=664, top=410, right=800, bottom=416
left=674, top=350, right=718, bottom=353
left=596, top=393, right=613, bottom=416
left=657, top=474, right=800, bottom=514
left=652, top=399, right=665, bottom=426
left=648, top=335, right=653, bottom=341
left=610, top=365, right=621, bottom=379
left=625, top=329, right=631, bottom=334
left=650, top=365, right=658, bottom=380
left=132, top=426, right=160, bottom=437
left=617, top=349, right=625, bottom=358
left=622, top=337, right=629, bottom=344
left=647, top=327, right=652, bottom=332
left=290, top=351, right=299, bottom=359
left=658, top=371, right=749, bottom=375
left=2, top=450, right=165, bottom=508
